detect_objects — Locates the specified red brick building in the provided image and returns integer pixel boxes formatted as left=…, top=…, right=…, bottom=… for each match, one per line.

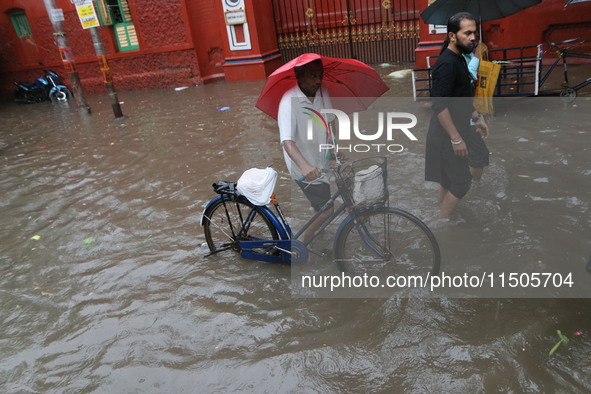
left=0, top=0, right=589, bottom=99
left=0, top=0, right=281, bottom=99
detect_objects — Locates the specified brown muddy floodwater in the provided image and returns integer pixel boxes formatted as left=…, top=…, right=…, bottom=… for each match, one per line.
left=1, top=65, right=591, bottom=393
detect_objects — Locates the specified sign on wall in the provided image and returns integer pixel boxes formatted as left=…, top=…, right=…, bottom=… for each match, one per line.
left=49, top=8, right=65, bottom=23
left=221, top=0, right=251, bottom=51
left=74, top=0, right=100, bottom=29
left=429, top=24, right=447, bottom=34
left=225, top=9, right=247, bottom=25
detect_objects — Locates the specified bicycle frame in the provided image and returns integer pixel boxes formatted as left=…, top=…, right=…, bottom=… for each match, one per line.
left=204, top=158, right=393, bottom=264
left=237, top=188, right=347, bottom=263
left=539, top=41, right=591, bottom=94
left=560, top=50, right=591, bottom=92
left=234, top=185, right=391, bottom=264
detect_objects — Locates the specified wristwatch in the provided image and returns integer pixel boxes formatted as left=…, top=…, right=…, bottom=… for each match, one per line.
left=471, top=113, right=484, bottom=122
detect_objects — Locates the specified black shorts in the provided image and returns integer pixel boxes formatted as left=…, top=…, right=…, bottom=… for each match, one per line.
left=465, top=126, right=490, bottom=168
left=425, top=122, right=487, bottom=199
left=439, top=151, right=472, bottom=199
left=296, top=181, right=332, bottom=212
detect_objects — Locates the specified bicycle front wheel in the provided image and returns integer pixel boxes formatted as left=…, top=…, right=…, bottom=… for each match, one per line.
left=203, top=196, right=278, bottom=254
left=50, top=88, right=71, bottom=102
left=335, top=207, right=440, bottom=277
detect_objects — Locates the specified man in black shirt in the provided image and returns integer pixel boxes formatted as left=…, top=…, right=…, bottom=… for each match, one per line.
left=425, top=12, right=489, bottom=219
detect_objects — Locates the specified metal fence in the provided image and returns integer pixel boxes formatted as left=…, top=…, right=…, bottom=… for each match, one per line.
left=412, top=45, right=543, bottom=100
left=272, top=0, right=420, bottom=64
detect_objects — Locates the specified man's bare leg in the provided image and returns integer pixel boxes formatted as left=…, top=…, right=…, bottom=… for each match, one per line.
left=439, top=188, right=461, bottom=219
left=302, top=207, right=334, bottom=243
left=470, top=166, right=484, bottom=182
left=438, top=185, right=448, bottom=205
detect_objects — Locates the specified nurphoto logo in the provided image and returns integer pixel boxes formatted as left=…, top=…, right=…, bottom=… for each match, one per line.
left=304, top=108, right=419, bottom=153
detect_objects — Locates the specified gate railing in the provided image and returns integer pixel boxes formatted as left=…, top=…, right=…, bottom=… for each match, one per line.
left=272, top=0, right=419, bottom=64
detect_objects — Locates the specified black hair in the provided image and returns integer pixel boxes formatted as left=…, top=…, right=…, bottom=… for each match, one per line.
left=294, top=59, right=323, bottom=79
left=439, top=12, right=477, bottom=55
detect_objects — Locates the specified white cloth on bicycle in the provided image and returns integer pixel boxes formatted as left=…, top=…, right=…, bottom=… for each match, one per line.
left=353, top=165, right=384, bottom=206
left=278, top=84, right=334, bottom=185
left=237, top=167, right=277, bottom=206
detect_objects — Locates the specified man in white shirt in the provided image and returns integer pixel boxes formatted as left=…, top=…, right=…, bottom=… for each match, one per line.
left=277, top=59, right=335, bottom=243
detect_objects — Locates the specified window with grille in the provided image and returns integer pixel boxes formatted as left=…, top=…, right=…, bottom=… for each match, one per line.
left=10, top=11, right=32, bottom=38
left=94, top=0, right=139, bottom=51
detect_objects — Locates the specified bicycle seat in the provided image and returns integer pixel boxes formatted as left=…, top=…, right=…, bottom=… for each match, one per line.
left=212, top=181, right=237, bottom=195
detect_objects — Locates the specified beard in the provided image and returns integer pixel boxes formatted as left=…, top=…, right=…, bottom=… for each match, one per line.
left=299, top=83, right=321, bottom=97
left=457, top=40, right=475, bottom=54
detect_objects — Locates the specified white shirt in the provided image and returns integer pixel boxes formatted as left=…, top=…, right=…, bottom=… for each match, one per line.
left=277, top=84, right=334, bottom=184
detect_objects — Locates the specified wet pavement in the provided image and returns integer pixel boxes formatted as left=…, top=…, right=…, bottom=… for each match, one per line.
left=1, top=64, right=591, bottom=392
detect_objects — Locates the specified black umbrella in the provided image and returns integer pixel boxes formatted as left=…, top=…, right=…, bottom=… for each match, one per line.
left=420, top=0, right=542, bottom=25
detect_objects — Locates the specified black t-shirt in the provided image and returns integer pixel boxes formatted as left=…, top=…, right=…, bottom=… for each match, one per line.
left=431, top=48, right=475, bottom=134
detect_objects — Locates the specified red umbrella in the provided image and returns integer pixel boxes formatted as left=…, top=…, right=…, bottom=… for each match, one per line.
left=256, top=53, right=389, bottom=120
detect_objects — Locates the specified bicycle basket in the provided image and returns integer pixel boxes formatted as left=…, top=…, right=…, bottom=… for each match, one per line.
left=335, top=156, right=388, bottom=207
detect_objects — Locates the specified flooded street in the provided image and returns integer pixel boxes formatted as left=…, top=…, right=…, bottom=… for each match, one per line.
left=1, top=68, right=591, bottom=392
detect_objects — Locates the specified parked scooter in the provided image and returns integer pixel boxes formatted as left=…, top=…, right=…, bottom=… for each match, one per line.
left=14, top=62, right=72, bottom=104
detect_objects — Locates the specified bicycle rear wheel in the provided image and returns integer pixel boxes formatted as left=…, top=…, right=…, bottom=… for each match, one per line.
left=203, top=196, right=278, bottom=254
left=335, top=207, right=440, bottom=277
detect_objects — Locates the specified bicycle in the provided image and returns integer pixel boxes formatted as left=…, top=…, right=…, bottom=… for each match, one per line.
left=201, top=156, right=440, bottom=278
left=540, top=38, right=591, bottom=103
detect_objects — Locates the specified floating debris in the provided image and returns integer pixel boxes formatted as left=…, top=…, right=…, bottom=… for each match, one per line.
left=192, top=307, right=211, bottom=317
left=84, top=237, right=95, bottom=248
left=175, top=86, right=189, bottom=91
left=387, top=69, right=412, bottom=79
left=217, top=106, right=231, bottom=112
left=549, top=330, right=569, bottom=356
left=31, top=235, right=41, bottom=240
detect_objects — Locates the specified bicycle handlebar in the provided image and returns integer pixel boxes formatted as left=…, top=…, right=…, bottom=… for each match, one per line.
left=295, top=159, right=347, bottom=182
left=295, top=169, right=330, bottom=183
left=550, top=38, right=581, bottom=47
left=548, top=37, right=587, bottom=52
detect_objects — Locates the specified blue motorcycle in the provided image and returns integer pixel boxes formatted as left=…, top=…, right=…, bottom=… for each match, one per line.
left=14, top=64, right=72, bottom=104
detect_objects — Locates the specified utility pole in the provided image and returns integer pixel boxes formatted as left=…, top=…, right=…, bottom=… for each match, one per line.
left=43, top=0, right=91, bottom=113
left=89, top=27, right=124, bottom=120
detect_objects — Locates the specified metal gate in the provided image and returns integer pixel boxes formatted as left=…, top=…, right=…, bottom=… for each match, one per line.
left=272, top=0, right=420, bottom=64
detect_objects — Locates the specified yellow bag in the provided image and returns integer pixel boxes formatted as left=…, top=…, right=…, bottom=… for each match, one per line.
left=473, top=44, right=501, bottom=115
left=474, top=60, right=501, bottom=115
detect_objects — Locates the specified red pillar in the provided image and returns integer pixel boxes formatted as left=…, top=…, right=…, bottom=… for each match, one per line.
left=218, top=0, right=282, bottom=82
left=415, top=0, right=445, bottom=69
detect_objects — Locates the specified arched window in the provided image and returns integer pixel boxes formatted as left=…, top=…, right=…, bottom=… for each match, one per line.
left=9, top=10, right=32, bottom=38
